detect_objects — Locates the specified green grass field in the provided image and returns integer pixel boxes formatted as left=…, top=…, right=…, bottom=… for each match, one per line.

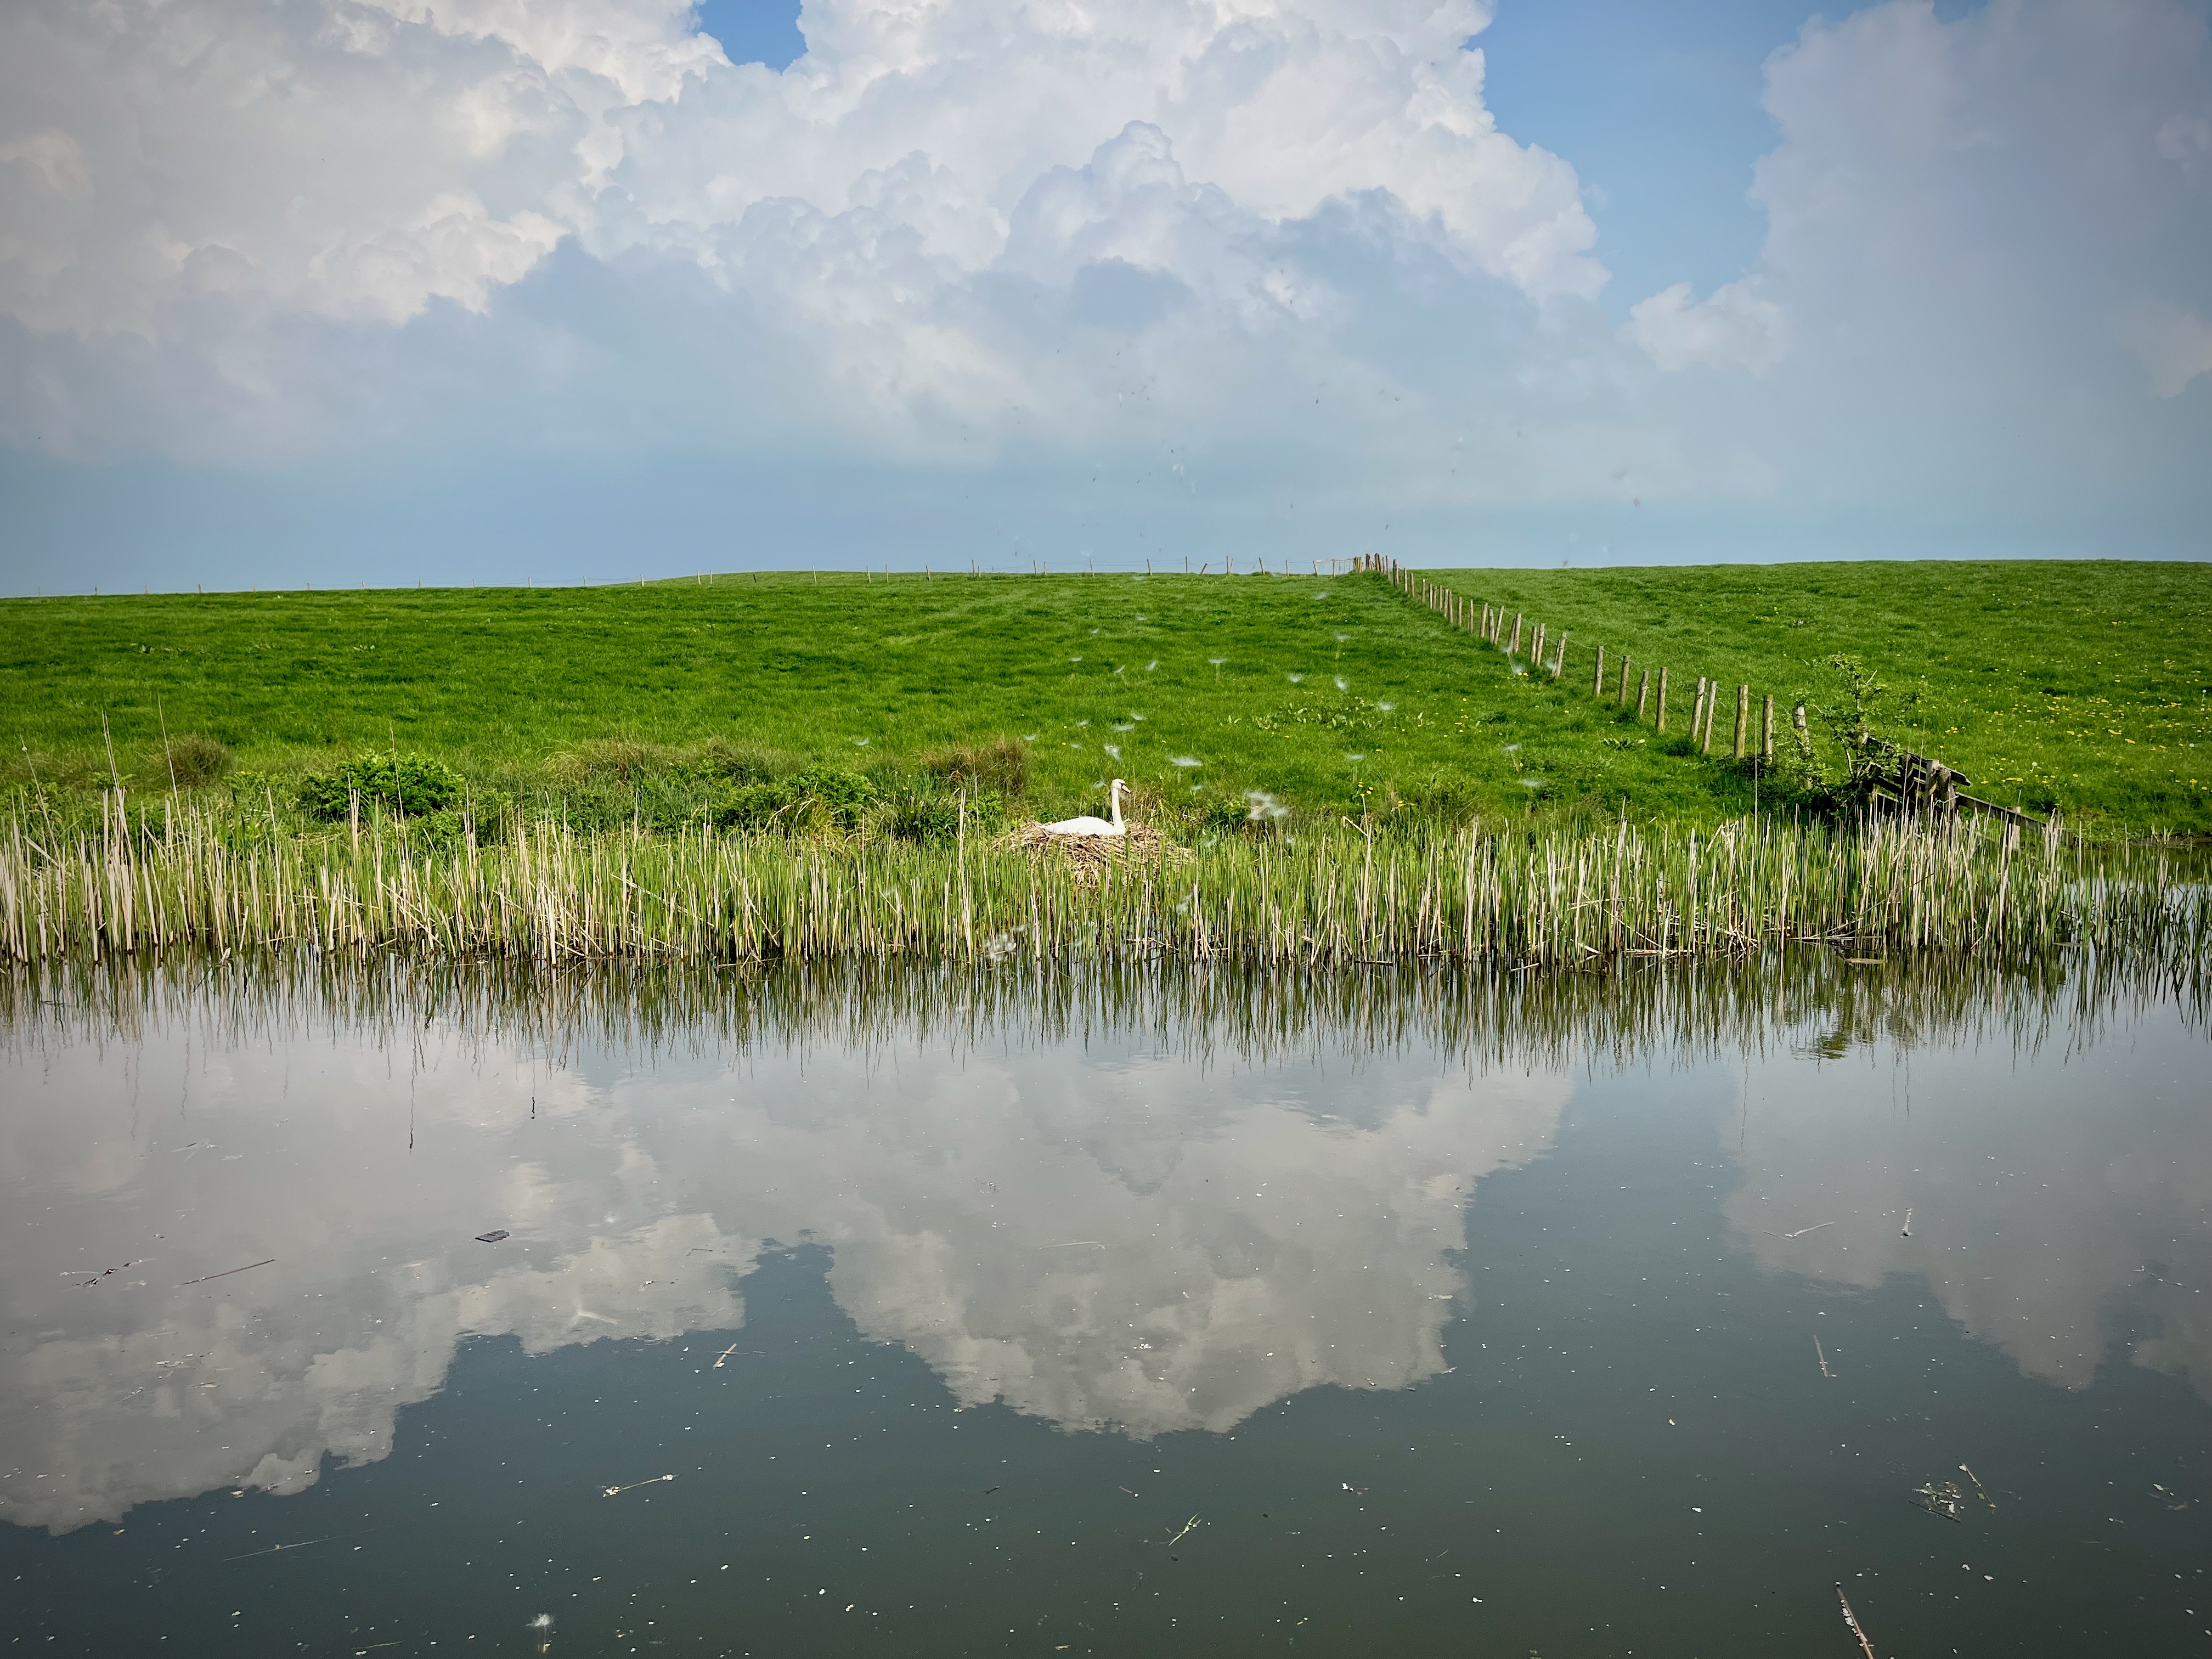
left=1430, top=561, right=2211, bottom=832
left=4, top=561, right=2206, bottom=834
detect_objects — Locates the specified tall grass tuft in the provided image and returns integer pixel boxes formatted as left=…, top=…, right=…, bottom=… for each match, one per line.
left=2, top=799, right=2204, bottom=995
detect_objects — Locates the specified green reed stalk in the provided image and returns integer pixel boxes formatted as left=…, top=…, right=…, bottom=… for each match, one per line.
left=1, top=802, right=2205, bottom=984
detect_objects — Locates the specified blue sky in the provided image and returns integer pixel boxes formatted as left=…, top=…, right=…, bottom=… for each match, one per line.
left=1, top=0, right=2207, bottom=592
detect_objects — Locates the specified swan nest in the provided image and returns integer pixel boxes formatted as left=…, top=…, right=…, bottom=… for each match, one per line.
left=1004, top=821, right=1181, bottom=883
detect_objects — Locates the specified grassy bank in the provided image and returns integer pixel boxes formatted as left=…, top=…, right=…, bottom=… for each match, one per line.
left=1426, top=560, right=2212, bottom=834
left=4, top=805, right=2203, bottom=981
left=4, top=562, right=2207, bottom=835
left=4, top=571, right=1756, bottom=829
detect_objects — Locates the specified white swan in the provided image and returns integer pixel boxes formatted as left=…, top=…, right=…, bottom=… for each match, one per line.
left=1041, top=778, right=1127, bottom=838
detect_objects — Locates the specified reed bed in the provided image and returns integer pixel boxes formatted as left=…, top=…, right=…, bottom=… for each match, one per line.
left=2, top=798, right=2205, bottom=986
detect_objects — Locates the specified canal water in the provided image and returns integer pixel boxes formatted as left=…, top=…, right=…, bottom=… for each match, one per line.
left=3, top=961, right=2207, bottom=1655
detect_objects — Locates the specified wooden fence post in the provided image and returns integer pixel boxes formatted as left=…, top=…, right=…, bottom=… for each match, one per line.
left=1637, top=668, right=1651, bottom=721
left=1532, top=624, right=1547, bottom=670
left=1618, top=657, right=1633, bottom=707
left=1509, top=614, right=1523, bottom=657
left=1692, top=678, right=1707, bottom=746
left=1553, top=633, right=1568, bottom=680
left=1592, top=644, right=1606, bottom=698
left=1762, top=693, right=1775, bottom=760
left=1655, top=668, right=1669, bottom=731
left=1733, top=684, right=1750, bottom=760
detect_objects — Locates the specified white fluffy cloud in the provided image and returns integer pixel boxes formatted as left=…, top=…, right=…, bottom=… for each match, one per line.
left=0, top=0, right=2205, bottom=555
left=0, top=0, right=1595, bottom=340
left=1627, top=277, right=1787, bottom=374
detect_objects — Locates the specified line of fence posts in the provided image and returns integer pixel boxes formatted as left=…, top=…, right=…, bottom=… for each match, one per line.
left=1363, top=552, right=1789, bottom=768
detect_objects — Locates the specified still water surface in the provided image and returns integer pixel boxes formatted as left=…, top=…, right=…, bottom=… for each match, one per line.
left=3, top=963, right=2208, bottom=1654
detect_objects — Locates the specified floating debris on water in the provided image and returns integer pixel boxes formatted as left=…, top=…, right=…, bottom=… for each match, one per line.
left=176, top=1257, right=275, bottom=1287
left=1914, top=1479, right=1967, bottom=1520
left=528, top=1612, right=554, bottom=1654
left=1961, top=1464, right=1997, bottom=1510
left=603, top=1474, right=675, bottom=1498
left=474, top=1230, right=509, bottom=1244
left=1816, top=1336, right=1834, bottom=1379
left=1902, top=1208, right=1914, bottom=1237
left=1835, top=1582, right=1878, bottom=1659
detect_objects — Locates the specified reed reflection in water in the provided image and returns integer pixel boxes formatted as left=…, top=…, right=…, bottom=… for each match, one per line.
left=1, top=951, right=2204, bottom=1548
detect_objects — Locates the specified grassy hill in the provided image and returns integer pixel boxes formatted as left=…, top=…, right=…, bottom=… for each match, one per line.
left=3, top=561, right=2205, bottom=834
left=1428, top=561, right=2211, bottom=834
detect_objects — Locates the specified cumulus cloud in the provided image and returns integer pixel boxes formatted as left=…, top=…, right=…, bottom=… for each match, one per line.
left=0, top=0, right=1594, bottom=340
left=1626, top=278, right=1787, bottom=374
left=1607, top=0, right=2212, bottom=529
left=0, top=0, right=2205, bottom=557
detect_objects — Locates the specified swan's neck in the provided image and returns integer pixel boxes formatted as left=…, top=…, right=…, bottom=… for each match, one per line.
left=1109, top=786, right=1124, bottom=832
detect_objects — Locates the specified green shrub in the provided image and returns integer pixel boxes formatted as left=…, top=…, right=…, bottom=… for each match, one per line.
left=703, top=765, right=877, bottom=835
left=299, top=752, right=465, bottom=820
left=881, top=788, right=1006, bottom=843
left=784, top=765, right=875, bottom=829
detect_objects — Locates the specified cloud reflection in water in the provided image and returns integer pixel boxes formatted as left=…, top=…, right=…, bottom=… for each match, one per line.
left=0, top=1022, right=1565, bottom=1532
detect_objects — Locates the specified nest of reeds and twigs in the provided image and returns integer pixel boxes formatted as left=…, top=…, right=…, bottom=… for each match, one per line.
left=1003, top=821, right=1184, bottom=885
